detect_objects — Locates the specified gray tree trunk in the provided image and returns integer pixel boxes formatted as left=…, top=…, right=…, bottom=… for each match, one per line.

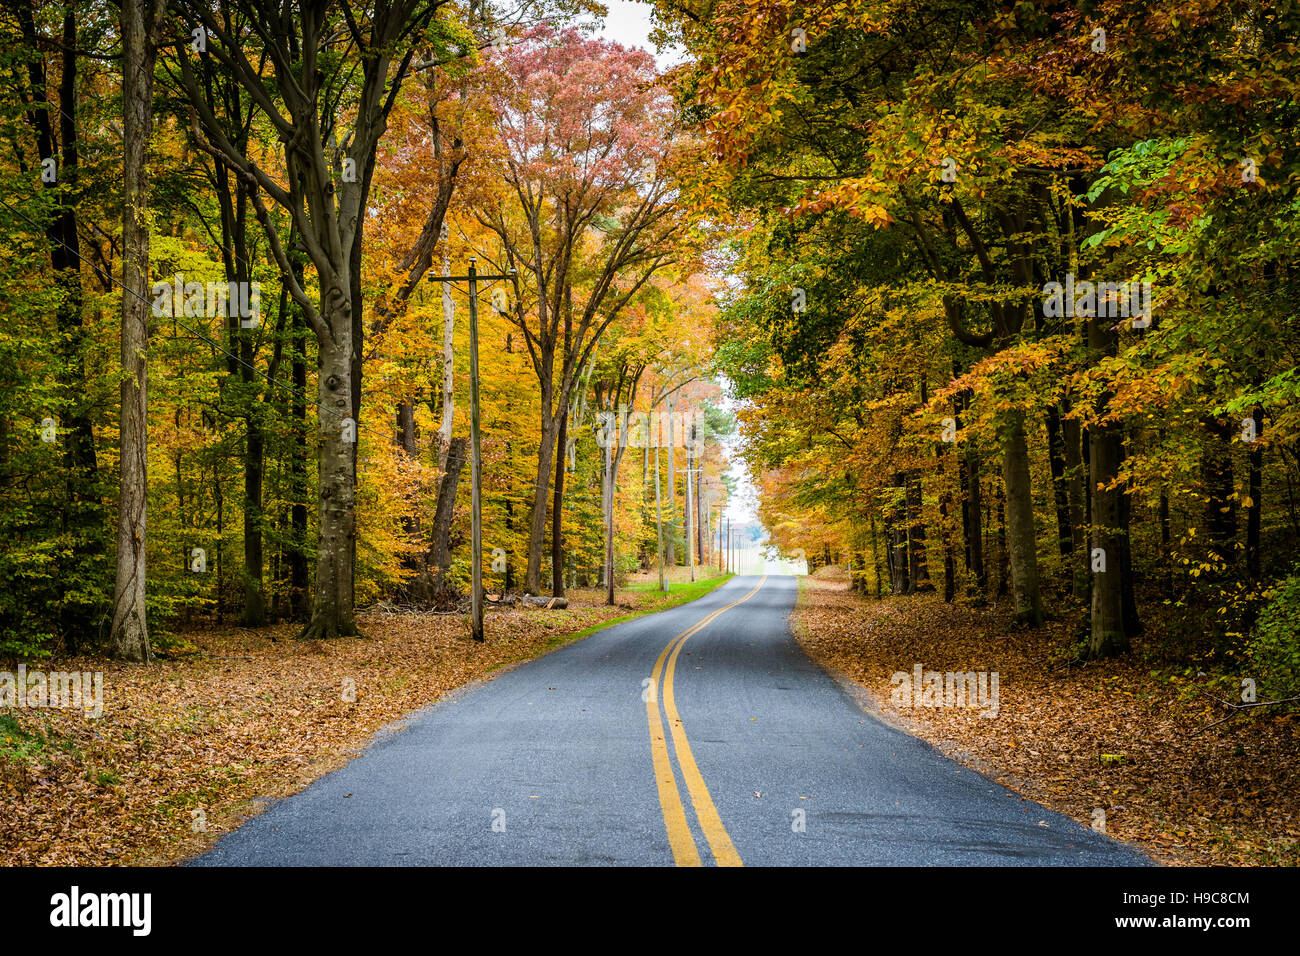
left=1086, top=313, right=1130, bottom=657
left=427, top=436, right=467, bottom=597
left=303, top=306, right=359, bottom=639
left=108, top=0, right=162, bottom=663
left=1061, top=414, right=1090, bottom=597
left=524, top=389, right=556, bottom=595
left=1000, top=412, right=1043, bottom=625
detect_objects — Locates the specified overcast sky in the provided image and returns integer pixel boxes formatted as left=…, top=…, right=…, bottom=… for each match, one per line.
left=593, top=0, right=685, bottom=69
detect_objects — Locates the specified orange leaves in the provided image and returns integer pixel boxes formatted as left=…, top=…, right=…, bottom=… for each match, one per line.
left=0, top=592, right=660, bottom=865
left=794, top=586, right=1300, bottom=867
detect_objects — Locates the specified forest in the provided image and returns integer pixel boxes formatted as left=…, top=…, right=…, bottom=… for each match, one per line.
left=2, top=0, right=1299, bottom=875
left=0, top=0, right=1296, bottom=684
left=644, top=0, right=1300, bottom=689
left=1, top=0, right=737, bottom=662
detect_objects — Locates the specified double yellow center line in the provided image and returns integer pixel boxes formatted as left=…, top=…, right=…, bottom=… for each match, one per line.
left=644, top=576, right=767, bottom=867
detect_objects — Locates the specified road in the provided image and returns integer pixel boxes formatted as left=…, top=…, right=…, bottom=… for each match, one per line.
left=193, top=574, right=1150, bottom=867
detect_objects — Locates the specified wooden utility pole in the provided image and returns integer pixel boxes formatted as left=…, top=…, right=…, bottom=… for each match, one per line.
left=665, top=394, right=676, bottom=566
left=428, top=258, right=514, bottom=642
left=685, top=421, right=695, bottom=582
left=708, top=494, right=714, bottom=567
left=718, top=509, right=724, bottom=571
left=695, top=458, right=705, bottom=570
left=654, top=443, right=667, bottom=592
left=604, top=412, right=615, bottom=606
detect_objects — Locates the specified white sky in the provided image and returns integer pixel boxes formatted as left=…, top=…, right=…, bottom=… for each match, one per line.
left=717, top=390, right=759, bottom=526
left=594, top=0, right=686, bottom=69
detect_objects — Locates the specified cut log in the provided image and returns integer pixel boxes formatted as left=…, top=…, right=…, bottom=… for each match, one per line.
left=521, top=595, right=568, bottom=609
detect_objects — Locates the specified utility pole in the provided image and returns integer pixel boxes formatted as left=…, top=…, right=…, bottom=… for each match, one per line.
left=655, top=443, right=667, bottom=592
left=695, top=460, right=705, bottom=571
left=604, top=413, right=615, bottom=605
left=718, top=509, right=724, bottom=572
left=707, top=496, right=717, bottom=572
left=428, top=258, right=515, bottom=642
left=685, top=420, right=695, bottom=583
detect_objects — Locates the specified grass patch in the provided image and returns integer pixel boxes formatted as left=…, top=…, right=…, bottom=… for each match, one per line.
left=0, top=713, right=49, bottom=762
left=494, top=573, right=736, bottom=666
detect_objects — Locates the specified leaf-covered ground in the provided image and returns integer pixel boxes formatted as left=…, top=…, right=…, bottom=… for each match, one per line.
left=791, top=576, right=1300, bottom=866
left=0, top=573, right=727, bottom=866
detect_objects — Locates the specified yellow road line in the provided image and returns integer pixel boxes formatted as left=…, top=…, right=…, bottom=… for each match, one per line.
left=646, top=636, right=703, bottom=866
left=646, top=576, right=767, bottom=867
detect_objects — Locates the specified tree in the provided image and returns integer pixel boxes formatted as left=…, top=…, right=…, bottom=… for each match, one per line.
left=108, top=0, right=167, bottom=662
left=169, top=0, right=452, bottom=637
left=474, top=25, right=679, bottom=595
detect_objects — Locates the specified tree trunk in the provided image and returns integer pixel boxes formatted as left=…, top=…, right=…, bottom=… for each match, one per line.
left=524, top=381, right=556, bottom=595
left=299, top=300, right=359, bottom=640
left=1159, top=481, right=1173, bottom=598
left=994, top=485, right=1009, bottom=599
left=939, top=457, right=957, bottom=602
left=242, top=412, right=266, bottom=624
left=1045, top=404, right=1074, bottom=559
left=1247, top=406, right=1263, bottom=583
left=1088, top=414, right=1127, bottom=657
left=870, top=510, right=883, bottom=598
left=1201, top=414, right=1238, bottom=574
left=960, top=438, right=986, bottom=600
left=427, top=436, right=467, bottom=597
left=551, top=397, right=569, bottom=597
left=886, top=476, right=910, bottom=595
left=437, top=248, right=455, bottom=462
left=1000, top=412, right=1043, bottom=625
left=1086, top=310, right=1131, bottom=657
left=108, top=0, right=159, bottom=663
left=1062, top=413, right=1089, bottom=597
left=394, top=397, right=422, bottom=602
left=21, top=3, right=103, bottom=646
left=907, top=474, right=931, bottom=589
left=1118, top=468, right=1142, bottom=637
left=289, top=279, right=310, bottom=621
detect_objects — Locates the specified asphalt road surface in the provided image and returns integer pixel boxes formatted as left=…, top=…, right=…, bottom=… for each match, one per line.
left=193, top=574, right=1151, bottom=867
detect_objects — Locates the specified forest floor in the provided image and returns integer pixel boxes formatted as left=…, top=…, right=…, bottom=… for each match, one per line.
left=792, top=573, right=1300, bottom=866
left=0, top=568, right=729, bottom=866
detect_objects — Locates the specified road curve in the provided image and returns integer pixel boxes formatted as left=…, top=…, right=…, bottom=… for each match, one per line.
left=192, top=575, right=1150, bottom=867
